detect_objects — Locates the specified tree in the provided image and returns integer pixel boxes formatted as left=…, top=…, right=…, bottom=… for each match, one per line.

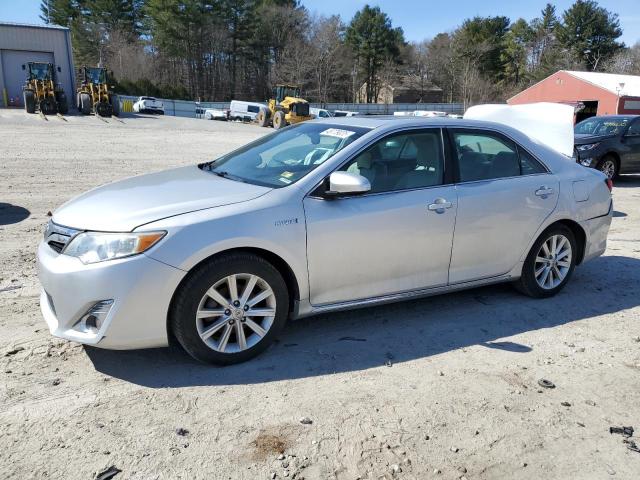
left=425, top=33, right=457, bottom=103
left=345, top=5, right=404, bottom=103
left=455, top=16, right=510, bottom=79
left=557, top=0, right=623, bottom=70
left=40, top=0, right=83, bottom=27
left=603, top=42, right=640, bottom=75
left=502, top=18, right=533, bottom=86
left=529, top=3, right=560, bottom=75
left=307, top=15, right=350, bottom=104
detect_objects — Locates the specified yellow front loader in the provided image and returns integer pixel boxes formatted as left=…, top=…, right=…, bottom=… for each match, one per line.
left=22, top=62, right=68, bottom=115
left=76, top=66, right=120, bottom=117
left=257, top=84, right=312, bottom=130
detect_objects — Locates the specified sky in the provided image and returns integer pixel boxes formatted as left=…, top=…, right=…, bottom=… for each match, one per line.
left=1, top=0, right=638, bottom=46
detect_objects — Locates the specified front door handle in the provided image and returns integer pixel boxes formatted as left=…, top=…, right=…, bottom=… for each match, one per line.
left=535, top=186, right=554, bottom=198
left=428, top=198, right=453, bottom=213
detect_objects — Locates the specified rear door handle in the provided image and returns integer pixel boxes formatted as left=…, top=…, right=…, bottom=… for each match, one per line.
left=535, top=186, right=554, bottom=198
left=428, top=198, right=452, bottom=213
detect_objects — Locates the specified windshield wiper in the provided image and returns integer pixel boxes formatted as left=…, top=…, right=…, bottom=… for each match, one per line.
left=209, top=169, right=247, bottom=183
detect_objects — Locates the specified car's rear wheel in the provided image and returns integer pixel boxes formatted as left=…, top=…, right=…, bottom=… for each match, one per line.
left=596, top=155, right=618, bottom=180
left=515, top=224, right=577, bottom=298
left=171, top=253, right=289, bottom=365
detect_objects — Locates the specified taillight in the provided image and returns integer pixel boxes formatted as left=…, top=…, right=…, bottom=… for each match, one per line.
left=605, top=178, right=613, bottom=192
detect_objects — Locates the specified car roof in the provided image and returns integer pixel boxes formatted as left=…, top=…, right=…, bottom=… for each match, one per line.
left=579, top=114, right=638, bottom=120
left=312, top=115, right=514, bottom=131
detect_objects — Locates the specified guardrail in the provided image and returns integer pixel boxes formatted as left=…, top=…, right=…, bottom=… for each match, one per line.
left=115, top=95, right=464, bottom=118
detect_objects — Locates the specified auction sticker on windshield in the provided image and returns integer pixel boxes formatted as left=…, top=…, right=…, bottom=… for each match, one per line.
left=320, top=128, right=356, bottom=139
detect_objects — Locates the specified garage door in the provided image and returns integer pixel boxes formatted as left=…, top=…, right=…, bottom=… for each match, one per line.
left=1, top=50, right=55, bottom=107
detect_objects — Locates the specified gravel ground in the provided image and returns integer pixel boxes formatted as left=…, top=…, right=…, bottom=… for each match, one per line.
left=1, top=110, right=639, bottom=480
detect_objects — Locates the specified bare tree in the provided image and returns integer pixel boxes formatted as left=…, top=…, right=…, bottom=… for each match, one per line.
left=308, top=15, right=349, bottom=105
left=603, top=42, right=640, bottom=74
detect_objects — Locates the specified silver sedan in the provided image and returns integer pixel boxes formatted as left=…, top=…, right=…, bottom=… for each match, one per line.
left=38, top=116, right=613, bottom=364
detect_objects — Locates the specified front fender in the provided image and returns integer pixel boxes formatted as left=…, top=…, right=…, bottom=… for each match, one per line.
left=142, top=199, right=310, bottom=302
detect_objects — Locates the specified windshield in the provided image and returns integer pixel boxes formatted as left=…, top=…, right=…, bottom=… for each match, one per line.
left=202, top=123, right=370, bottom=188
left=86, top=67, right=106, bottom=84
left=575, top=117, right=631, bottom=136
left=28, top=63, right=51, bottom=81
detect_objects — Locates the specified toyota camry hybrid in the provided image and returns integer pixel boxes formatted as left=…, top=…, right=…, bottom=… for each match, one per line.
left=38, top=113, right=613, bottom=364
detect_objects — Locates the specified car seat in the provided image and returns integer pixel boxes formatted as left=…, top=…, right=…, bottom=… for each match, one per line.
left=395, top=135, right=442, bottom=189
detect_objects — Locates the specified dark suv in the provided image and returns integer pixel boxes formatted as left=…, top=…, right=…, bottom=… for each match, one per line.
left=574, top=115, right=640, bottom=179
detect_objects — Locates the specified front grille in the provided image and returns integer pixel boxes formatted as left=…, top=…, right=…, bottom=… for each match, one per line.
left=44, top=220, right=80, bottom=254
left=293, top=102, right=309, bottom=116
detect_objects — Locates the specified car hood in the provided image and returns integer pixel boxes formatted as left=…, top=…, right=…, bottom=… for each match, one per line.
left=574, top=133, right=615, bottom=145
left=53, top=166, right=271, bottom=232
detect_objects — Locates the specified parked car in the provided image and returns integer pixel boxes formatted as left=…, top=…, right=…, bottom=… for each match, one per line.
left=229, top=100, right=265, bottom=122
left=133, top=96, right=164, bottom=114
left=413, top=110, right=448, bottom=117
left=333, top=110, right=359, bottom=117
left=574, top=114, right=640, bottom=179
left=204, top=108, right=228, bottom=121
left=310, top=107, right=333, bottom=119
left=38, top=116, right=612, bottom=365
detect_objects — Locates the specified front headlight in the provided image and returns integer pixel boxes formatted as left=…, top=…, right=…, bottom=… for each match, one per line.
left=576, top=142, right=600, bottom=152
left=63, top=231, right=166, bottom=264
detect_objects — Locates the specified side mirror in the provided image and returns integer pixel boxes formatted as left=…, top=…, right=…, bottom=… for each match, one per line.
left=325, top=171, right=371, bottom=197
left=57, top=66, right=61, bottom=72
left=22, top=64, right=25, bottom=70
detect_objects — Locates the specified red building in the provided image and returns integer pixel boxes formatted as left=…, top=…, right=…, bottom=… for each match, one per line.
left=508, top=70, right=640, bottom=123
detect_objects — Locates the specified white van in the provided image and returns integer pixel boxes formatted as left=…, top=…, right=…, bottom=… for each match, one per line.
left=310, top=107, right=333, bottom=119
left=229, top=100, right=266, bottom=122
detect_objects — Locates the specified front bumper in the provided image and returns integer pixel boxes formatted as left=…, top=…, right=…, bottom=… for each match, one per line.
left=37, top=241, right=185, bottom=349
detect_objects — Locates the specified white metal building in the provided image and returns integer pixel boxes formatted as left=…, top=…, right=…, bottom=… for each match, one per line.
left=0, top=22, right=75, bottom=108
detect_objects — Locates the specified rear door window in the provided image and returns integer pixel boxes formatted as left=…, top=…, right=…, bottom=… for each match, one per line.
left=450, top=129, right=546, bottom=182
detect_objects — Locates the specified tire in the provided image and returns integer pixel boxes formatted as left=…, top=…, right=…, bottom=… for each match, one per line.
left=56, top=92, right=68, bottom=114
left=110, top=94, right=120, bottom=117
left=23, top=90, right=35, bottom=114
left=96, top=101, right=112, bottom=117
left=79, top=93, right=91, bottom=115
left=596, top=155, right=618, bottom=180
left=171, top=253, right=289, bottom=365
left=273, top=110, right=286, bottom=130
left=515, top=224, right=577, bottom=298
left=257, top=108, right=270, bottom=127
left=40, top=97, right=57, bottom=115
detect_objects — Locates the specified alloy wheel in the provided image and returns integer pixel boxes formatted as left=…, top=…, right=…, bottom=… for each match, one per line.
left=195, top=273, right=276, bottom=353
left=599, top=159, right=616, bottom=179
left=534, top=234, right=572, bottom=290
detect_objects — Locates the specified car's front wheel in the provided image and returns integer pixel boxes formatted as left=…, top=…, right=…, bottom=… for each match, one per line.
left=515, top=224, right=577, bottom=298
left=596, top=155, right=618, bottom=180
left=171, top=253, right=289, bottom=365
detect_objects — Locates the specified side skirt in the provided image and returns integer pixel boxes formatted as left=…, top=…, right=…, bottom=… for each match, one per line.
left=292, top=272, right=519, bottom=320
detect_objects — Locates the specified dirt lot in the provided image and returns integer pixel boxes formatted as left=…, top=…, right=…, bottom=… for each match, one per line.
left=1, top=110, right=639, bottom=480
